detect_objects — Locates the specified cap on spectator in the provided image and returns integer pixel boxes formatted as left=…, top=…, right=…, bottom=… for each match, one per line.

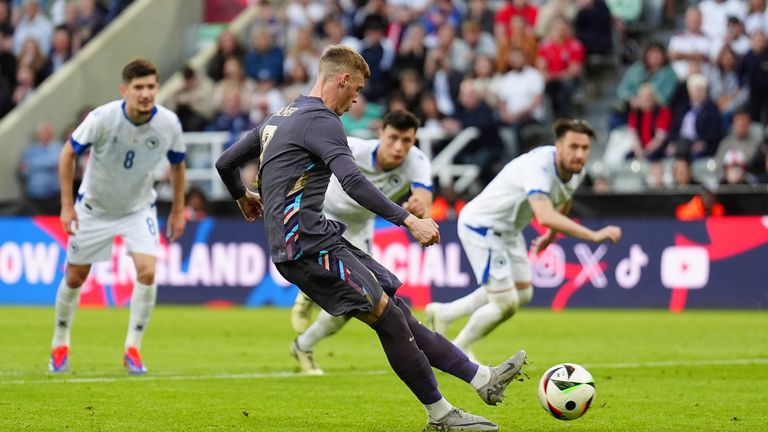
left=723, top=149, right=747, bottom=167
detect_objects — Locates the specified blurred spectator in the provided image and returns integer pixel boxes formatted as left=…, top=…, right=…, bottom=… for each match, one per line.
left=0, top=1, right=13, bottom=39
left=12, top=63, right=35, bottom=104
left=536, top=0, right=576, bottom=40
left=699, top=0, right=748, bottom=41
left=212, top=56, right=255, bottom=112
left=13, top=0, right=53, bottom=55
left=749, top=143, right=768, bottom=182
left=206, top=30, right=245, bottom=82
left=745, top=0, right=768, bottom=35
left=495, top=0, right=538, bottom=41
left=497, top=15, right=538, bottom=70
left=61, top=1, right=82, bottom=52
left=418, top=92, right=444, bottom=134
left=17, top=37, right=47, bottom=84
left=321, top=17, right=361, bottom=52
left=496, top=47, right=545, bottom=157
left=250, top=0, right=282, bottom=44
left=18, top=121, right=63, bottom=215
left=668, top=7, right=711, bottom=80
left=284, top=0, right=327, bottom=40
left=435, top=23, right=471, bottom=74
left=461, top=21, right=496, bottom=66
left=170, top=66, right=216, bottom=132
left=244, top=28, right=284, bottom=84
left=628, top=84, right=672, bottom=188
left=249, top=75, right=285, bottom=124
left=104, top=0, right=133, bottom=24
left=349, top=0, right=386, bottom=39
left=184, top=187, right=208, bottom=222
left=42, top=25, right=71, bottom=77
left=281, top=59, right=311, bottom=101
left=421, top=0, right=462, bottom=42
left=397, top=68, right=424, bottom=117
left=467, top=0, right=495, bottom=34
left=714, top=109, right=763, bottom=170
left=711, top=16, right=751, bottom=59
left=574, top=0, right=613, bottom=56
left=424, top=48, right=462, bottom=117
left=708, top=44, right=748, bottom=128
left=738, top=31, right=768, bottom=124
left=340, top=93, right=382, bottom=138
left=0, top=65, right=12, bottom=116
left=671, top=155, right=699, bottom=188
left=442, top=80, right=503, bottom=182
left=676, top=186, right=725, bottom=219
left=431, top=185, right=465, bottom=222
left=285, top=25, right=321, bottom=80
left=395, top=23, right=427, bottom=76
left=206, top=87, right=251, bottom=147
left=75, top=0, right=104, bottom=47
left=667, top=73, right=723, bottom=159
left=720, top=148, right=752, bottom=185
left=359, top=14, right=395, bottom=103
left=537, top=16, right=585, bottom=118
left=470, top=54, right=498, bottom=106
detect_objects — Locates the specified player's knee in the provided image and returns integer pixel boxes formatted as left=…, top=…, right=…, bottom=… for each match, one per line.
left=489, top=289, right=520, bottom=318
left=135, top=267, right=155, bottom=285
left=65, top=265, right=90, bottom=287
left=516, top=282, right=533, bottom=306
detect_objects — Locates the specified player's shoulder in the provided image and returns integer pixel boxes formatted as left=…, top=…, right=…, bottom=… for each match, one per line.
left=152, top=104, right=183, bottom=128
left=405, top=144, right=430, bottom=167
left=510, top=146, right=555, bottom=174
left=89, top=99, right=123, bottom=118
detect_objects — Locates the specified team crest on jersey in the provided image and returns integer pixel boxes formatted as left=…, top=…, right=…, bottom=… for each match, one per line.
left=389, top=176, right=402, bottom=186
left=145, top=136, right=160, bottom=149
left=493, top=256, right=507, bottom=268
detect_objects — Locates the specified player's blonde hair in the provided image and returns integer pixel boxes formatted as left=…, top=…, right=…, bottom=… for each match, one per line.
left=318, top=45, right=371, bottom=80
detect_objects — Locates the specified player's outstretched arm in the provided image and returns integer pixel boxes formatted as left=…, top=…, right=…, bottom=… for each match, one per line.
left=215, top=129, right=262, bottom=200
left=528, top=194, right=621, bottom=244
left=59, top=141, right=79, bottom=234
left=167, top=161, right=186, bottom=241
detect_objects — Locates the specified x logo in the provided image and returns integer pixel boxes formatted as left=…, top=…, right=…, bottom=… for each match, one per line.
left=573, top=243, right=608, bottom=288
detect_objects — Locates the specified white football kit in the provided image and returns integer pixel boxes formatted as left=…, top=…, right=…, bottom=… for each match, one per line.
left=67, top=100, right=185, bottom=264
left=323, top=137, right=432, bottom=252
left=458, top=146, right=583, bottom=290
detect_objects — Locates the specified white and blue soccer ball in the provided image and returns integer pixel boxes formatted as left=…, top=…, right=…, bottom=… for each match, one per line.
left=537, top=363, right=596, bottom=420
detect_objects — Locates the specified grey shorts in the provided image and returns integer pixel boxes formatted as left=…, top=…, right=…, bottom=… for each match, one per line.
left=275, top=238, right=402, bottom=317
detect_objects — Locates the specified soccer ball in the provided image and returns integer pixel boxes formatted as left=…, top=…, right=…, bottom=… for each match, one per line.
left=537, top=363, right=596, bottom=420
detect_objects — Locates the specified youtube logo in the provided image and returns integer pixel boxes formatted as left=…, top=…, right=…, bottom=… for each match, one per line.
left=660, top=246, right=709, bottom=289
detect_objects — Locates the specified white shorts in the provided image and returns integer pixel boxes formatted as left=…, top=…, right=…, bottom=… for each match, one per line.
left=340, top=219, right=374, bottom=254
left=66, top=202, right=160, bottom=264
left=457, top=222, right=531, bottom=292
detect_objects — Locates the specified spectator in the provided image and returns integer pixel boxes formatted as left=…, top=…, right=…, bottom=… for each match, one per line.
left=394, top=23, right=427, bottom=76
left=707, top=45, right=748, bottom=128
left=469, top=54, right=498, bottom=106
left=42, top=25, right=72, bottom=77
left=349, top=0, right=386, bottom=39
left=627, top=84, right=672, bottom=188
left=284, top=0, right=327, bottom=40
left=536, top=0, right=577, bottom=40
left=281, top=58, right=311, bottom=102
left=0, top=1, right=13, bottom=39
left=212, top=56, right=255, bottom=113
left=340, top=93, right=383, bottom=138
left=496, top=15, right=538, bottom=70
left=359, top=14, right=395, bottom=103
left=248, top=72, right=285, bottom=124
left=434, top=23, right=472, bottom=74
left=12, top=64, right=35, bottom=105
left=574, top=0, right=613, bottom=56
left=205, top=86, right=251, bottom=147
left=442, top=80, right=504, bottom=182
left=397, top=68, right=424, bottom=117
left=321, top=17, right=361, bottom=52
left=496, top=47, right=545, bottom=157
left=18, top=121, right=63, bottom=215
left=668, top=7, right=711, bottom=80
left=244, top=28, right=284, bottom=84
left=75, top=0, right=104, bottom=47
left=424, top=48, right=462, bottom=117
left=61, top=1, right=82, bottom=52
left=749, top=143, right=768, bottom=182
left=714, top=109, right=763, bottom=170
left=285, top=25, right=321, bottom=81
left=250, top=0, right=282, bottom=45
left=467, top=0, right=495, bottom=34
left=495, top=0, right=538, bottom=41
left=17, top=37, right=48, bottom=84
left=12, top=0, right=53, bottom=56
left=738, top=31, right=768, bottom=124
left=421, top=0, right=462, bottom=42
left=745, top=0, right=768, bottom=35
left=537, top=15, right=585, bottom=118
left=720, top=148, right=752, bottom=185
left=699, top=0, right=748, bottom=41
left=461, top=20, right=496, bottom=66
left=671, top=155, right=700, bottom=188
left=711, top=16, right=751, bottom=59
left=206, top=30, right=245, bottom=82
left=170, top=66, right=216, bottom=132
left=184, top=187, right=208, bottom=222
left=676, top=186, right=726, bottom=219
left=668, top=74, right=723, bottom=159
left=431, top=185, right=466, bottom=222
left=0, top=64, right=12, bottom=116
left=418, top=92, right=444, bottom=135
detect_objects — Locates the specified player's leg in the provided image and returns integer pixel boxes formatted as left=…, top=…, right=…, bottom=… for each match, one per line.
left=121, top=207, right=161, bottom=374
left=425, top=287, right=488, bottom=334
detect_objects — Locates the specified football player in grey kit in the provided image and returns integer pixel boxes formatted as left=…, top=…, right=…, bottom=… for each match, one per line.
left=216, top=45, right=526, bottom=432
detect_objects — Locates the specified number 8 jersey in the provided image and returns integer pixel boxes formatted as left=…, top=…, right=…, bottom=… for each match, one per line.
left=70, top=100, right=185, bottom=216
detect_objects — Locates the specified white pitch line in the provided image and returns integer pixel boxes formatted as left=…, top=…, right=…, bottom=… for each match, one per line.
left=2, top=358, right=767, bottom=385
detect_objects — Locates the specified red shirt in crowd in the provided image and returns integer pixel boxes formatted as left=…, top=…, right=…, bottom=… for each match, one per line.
left=537, top=37, right=585, bottom=75
left=628, top=106, right=672, bottom=148
left=495, top=3, right=538, bottom=36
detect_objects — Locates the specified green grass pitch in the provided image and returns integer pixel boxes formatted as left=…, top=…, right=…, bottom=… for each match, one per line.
left=1, top=307, right=766, bottom=431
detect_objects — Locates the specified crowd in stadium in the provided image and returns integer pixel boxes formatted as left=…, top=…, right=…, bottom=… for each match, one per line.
left=10, top=0, right=768, bottom=217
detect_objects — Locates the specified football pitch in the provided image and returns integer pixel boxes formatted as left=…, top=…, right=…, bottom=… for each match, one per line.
left=1, top=307, right=766, bottom=431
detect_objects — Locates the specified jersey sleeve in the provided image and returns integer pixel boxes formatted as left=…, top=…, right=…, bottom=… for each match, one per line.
left=69, top=108, right=104, bottom=155
left=521, top=153, right=552, bottom=197
left=405, top=148, right=433, bottom=191
left=167, top=116, right=186, bottom=164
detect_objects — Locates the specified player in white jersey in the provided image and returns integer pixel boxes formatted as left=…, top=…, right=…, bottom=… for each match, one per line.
left=290, top=110, right=433, bottom=375
left=425, top=119, right=621, bottom=361
left=49, top=59, right=187, bottom=374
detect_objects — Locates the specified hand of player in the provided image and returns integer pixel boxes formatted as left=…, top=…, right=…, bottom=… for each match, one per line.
left=166, top=208, right=186, bottom=242
left=592, top=226, right=622, bottom=244
left=60, top=204, right=78, bottom=235
left=404, top=214, right=440, bottom=247
left=237, top=190, right=263, bottom=222
left=402, top=195, right=428, bottom=218
left=531, top=230, right=556, bottom=254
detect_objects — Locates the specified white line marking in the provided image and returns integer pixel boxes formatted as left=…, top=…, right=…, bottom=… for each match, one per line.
left=2, top=358, right=767, bottom=385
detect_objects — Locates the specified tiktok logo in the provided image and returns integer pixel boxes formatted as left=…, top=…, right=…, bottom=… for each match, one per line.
left=615, top=244, right=649, bottom=289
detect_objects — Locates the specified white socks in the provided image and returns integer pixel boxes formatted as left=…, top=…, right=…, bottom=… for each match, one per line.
left=125, top=282, right=157, bottom=349
left=51, top=280, right=81, bottom=348
left=296, top=310, right=349, bottom=351
left=424, top=397, right=453, bottom=421
left=470, top=365, right=492, bottom=389
left=436, top=287, right=488, bottom=323
left=452, top=301, right=506, bottom=352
